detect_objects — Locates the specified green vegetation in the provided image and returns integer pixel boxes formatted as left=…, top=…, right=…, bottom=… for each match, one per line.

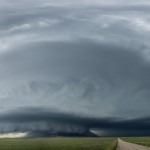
left=0, top=137, right=117, bottom=150
left=122, top=137, right=150, bottom=147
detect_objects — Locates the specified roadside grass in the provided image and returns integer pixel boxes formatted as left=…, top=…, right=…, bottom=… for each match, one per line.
left=0, top=137, right=117, bottom=150
left=122, top=137, right=150, bottom=147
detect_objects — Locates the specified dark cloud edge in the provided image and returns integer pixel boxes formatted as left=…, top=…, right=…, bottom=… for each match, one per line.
left=0, top=107, right=149, bottom=137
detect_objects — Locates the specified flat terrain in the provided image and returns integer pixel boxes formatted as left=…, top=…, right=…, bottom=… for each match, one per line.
left=117, top=138, right=150, bottom=150
left=0, top=137, right=117, bottom=150
left=122, top=137, right=150, bottom=147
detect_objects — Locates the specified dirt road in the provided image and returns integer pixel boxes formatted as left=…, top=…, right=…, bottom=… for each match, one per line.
left=116, top=138, right=150, bottom=150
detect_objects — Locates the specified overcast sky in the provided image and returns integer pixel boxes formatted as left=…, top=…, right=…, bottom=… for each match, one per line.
left=0, top=0, right=150, bottom=136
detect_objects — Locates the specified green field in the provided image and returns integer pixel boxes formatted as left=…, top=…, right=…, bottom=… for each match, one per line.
left=0, top=137, right=117, bottom=150
left=122, top=137, right=150, bottom=147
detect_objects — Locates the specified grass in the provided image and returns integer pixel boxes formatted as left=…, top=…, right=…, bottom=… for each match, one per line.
left=0, top=137, right=117, bottom=150
left=122, top=137, right=150, bottom=147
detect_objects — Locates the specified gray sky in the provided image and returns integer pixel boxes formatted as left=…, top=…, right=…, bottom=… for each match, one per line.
left=0, top=0, right=150, bottom=136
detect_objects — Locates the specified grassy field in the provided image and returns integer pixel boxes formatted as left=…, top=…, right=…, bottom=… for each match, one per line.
left=122, top=137, right=150, bottom=147
left=0, top=137, right=117, bottom=150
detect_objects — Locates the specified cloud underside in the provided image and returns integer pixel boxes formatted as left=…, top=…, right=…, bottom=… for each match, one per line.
left=0, top=107, right=149, bottom=137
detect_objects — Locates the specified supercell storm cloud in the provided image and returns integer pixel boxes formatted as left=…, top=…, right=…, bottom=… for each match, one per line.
left=0, top=0, right=150, bottom=136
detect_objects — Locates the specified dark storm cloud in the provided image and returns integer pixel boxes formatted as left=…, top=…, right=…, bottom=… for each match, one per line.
left=0, top=40, right=150, bottom=118
left=0, top=0, right=150, bottom=136
left=0, top=107, right=149, bottom=136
